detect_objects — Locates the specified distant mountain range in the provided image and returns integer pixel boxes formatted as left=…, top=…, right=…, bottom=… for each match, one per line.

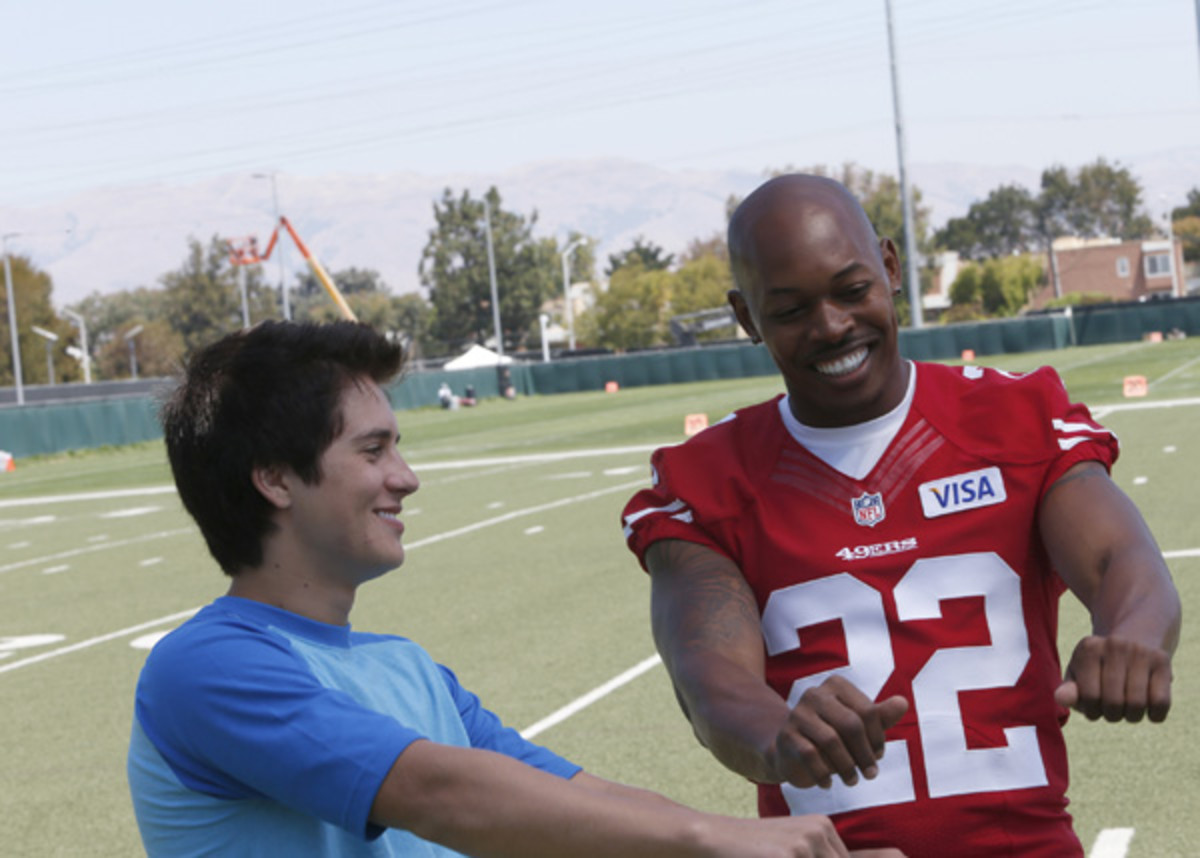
left=6, top=149, right=1196, bottom=308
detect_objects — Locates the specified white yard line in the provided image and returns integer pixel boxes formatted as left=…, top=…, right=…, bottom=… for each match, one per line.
left=0, top=609, right=200, bottom=675
left=404, top=479, right=645, bottom=551
left=0, top=479, right=650, bottom=675
left=521, top=655, right=663, bottom=739
left=1090, top=396, right=1200, bottom=419
left=1089, top=827, right=1134, bottom=858
left=0, top=528, right=195, bottom=575
left=1148, top=354, right=1200, bottom=390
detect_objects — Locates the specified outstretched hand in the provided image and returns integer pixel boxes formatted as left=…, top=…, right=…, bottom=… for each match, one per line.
left=1054, top=634, right=1173, bottom=723
left=766, top=675, right=909, bottom=790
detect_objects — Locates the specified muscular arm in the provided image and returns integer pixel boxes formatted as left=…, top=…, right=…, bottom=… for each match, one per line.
left=1040, top=461, right=1181, bottom=722
left=647, top=539, right=906, bottom=790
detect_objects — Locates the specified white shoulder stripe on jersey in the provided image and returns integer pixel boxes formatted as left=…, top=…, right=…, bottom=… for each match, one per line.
left=1052, top=418, right=1116, bottom=436
left=622, top=498, right=689, bottom=539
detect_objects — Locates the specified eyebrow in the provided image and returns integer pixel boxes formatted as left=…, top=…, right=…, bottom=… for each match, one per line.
left=350, top=427, right=399, bottom=444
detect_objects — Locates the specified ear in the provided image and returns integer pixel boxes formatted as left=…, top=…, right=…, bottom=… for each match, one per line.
left=251, top=464, right=294, bottom=510
left=728, top=289, right=762, bottom=344
left=879, top=237, right=903, bottom=294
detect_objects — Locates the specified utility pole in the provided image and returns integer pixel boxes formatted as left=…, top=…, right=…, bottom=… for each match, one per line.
left=253, top=172, right=291, bottom=320
left=3, top=234, right=25, bottom=405
left=884, top=0, right=924, bottom=328
left=482, top=194, right=503, bottom=356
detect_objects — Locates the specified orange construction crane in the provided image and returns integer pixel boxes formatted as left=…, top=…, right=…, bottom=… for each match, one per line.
left=225, top=216, right=357, bottom=321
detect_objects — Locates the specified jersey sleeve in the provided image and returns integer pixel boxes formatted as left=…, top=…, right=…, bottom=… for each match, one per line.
left=134, top=621, right=417, bottom=840
left=621, top=437, right=740, bottom=573
left=1034, top=367, right=1120, bottom=490
left=436, top=664, right=581, bottom=779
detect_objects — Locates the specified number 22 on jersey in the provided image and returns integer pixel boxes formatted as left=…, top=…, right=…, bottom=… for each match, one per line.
left=760, top=552, right=1049, bottom=816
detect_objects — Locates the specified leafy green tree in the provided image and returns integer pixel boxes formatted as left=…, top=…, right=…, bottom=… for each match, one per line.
left=1037, top=159, right=1154, bottom=241
left=605, top=237, right=674, bottom=277
left=948, top=255, right=1044, bottom=318
left=393, top=292, right=439, bottom=360
left=68, top=286, right=179, bottom=380
left=680, top=233, right=728, bottom=265
left=94, top=318, right=182, bottom=380
left=578, top=262, right=671, bottom=351
left=292, top=266, right=389, bottom=321
left=936, top=185, right=1038, bottom=260
left=419, top=187, right=557, bottom=352
left=162, top=236, right=275, bottom=357
left=1169, top=189, right=1200, bottom=262
left=0, top=254, right=74, bottom=385
left=1172, top=216, right=1200, bottom=263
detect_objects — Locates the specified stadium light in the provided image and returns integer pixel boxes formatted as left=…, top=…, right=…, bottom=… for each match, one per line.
left=560, top=237, right=589, bottom=352
left=30, top=325, right=58, bottom=386
left=62, top=308, right=92, bottom=384
left=124, top=324, right=144, bottom=380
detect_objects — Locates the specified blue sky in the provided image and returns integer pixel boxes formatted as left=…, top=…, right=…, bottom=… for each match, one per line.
left=5, top=0, right=1199, bottom=208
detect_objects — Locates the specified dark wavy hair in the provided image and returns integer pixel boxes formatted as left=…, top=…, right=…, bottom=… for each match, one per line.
left=161, top=321, right=404, bottom=575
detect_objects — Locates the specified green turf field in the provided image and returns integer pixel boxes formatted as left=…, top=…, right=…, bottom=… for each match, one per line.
left=1, top=339, right=1196, bottom=856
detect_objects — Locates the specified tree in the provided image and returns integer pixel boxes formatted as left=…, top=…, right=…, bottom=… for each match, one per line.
left=95, top=319, right=182, bottom=380
left=393, top=292, right=439, bottom=361
left=1170, top=188, right=1200, bottom=262
left=935, top=185, right=1038, bottom=260
left=0, top=254, right=74, bottom=385
left=1037, top=159, right=1154, bottom=241
left=419, top=187, right=557, bottom=352
left=162, top=236, right=275, bottom=357
left=605, top=237, right=674, bottom=277
left=68, top=286, right=180, bottom=380
left=292, top=266, right=389, bottom=321
left=948, top=255, right=1044, bottom=318
left=578, top=262, right=671, bottom=351
left=680, top=232, right=728, bottom=265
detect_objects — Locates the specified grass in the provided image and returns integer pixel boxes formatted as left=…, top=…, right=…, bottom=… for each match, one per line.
left=0, top=338, right=1197, bottom=856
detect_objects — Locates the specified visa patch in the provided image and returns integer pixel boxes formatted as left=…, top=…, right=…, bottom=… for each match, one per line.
left=919, top=467, right=1006, bottom=518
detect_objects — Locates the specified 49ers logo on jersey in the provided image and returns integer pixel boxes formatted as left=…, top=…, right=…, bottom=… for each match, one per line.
left=919, top=466, right=1007, bottom=518
left=850, top=492, right=886, bottom=527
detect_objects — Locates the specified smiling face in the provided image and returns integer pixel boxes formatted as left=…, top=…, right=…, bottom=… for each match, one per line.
left=279, top=379, right=420, bottom=588
left=728, top=175, right=908, bottom=428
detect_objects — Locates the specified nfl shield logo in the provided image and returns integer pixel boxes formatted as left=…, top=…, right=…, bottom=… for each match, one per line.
left=851, top=492, right=886, bottom=527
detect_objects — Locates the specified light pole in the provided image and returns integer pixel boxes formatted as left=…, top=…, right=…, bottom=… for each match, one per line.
left=560, top=238, right=588, bottom=352
left=124, top=324, right=144, bottom=380
left=1162, top=195, right=1182, bottom=298
left=253, top=171, right=292, bottom=320
left=539, top=313, right=551, bottom=363
left=30, top=325, right=57, bottom=385
left=482, top=195, right=503, bottom=355
left=62, top=308, right=91, bottom=384
left=884, top=0, right=923, bottom=328
left=3, top=233, right=25, bottom=405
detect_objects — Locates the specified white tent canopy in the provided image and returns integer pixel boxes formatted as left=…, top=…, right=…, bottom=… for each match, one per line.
left=443, top=344, right=513, bottom=370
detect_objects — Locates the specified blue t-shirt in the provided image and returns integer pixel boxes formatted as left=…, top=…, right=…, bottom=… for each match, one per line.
left=128, top=596, right=580, bottom=857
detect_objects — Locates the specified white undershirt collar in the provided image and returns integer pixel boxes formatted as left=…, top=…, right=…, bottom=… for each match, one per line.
left=778, top=361, right=916, bottom=480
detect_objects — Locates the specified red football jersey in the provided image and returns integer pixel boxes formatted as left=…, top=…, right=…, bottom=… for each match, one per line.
left=622, top=362, right=1119, bottom=858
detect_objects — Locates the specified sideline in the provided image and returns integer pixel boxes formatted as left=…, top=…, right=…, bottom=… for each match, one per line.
left=521, top=654, right=662, bottom=739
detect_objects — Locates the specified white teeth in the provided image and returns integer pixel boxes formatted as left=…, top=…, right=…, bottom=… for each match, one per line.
left=376, top=511, right=399, bottom=521
left=815, top=346, right=868, bottom=377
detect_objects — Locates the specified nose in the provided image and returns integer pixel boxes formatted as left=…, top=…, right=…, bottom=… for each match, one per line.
left=387, top=453, right=420, bottom=496
left=812, top=299, right=853, bottom=343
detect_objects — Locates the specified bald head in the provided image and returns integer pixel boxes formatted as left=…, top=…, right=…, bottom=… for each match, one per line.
left=728, top=174, right=883, bottom=300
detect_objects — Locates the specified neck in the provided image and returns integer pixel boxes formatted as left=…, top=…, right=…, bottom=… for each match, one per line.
left=228, top=554, right=357, bottom=627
